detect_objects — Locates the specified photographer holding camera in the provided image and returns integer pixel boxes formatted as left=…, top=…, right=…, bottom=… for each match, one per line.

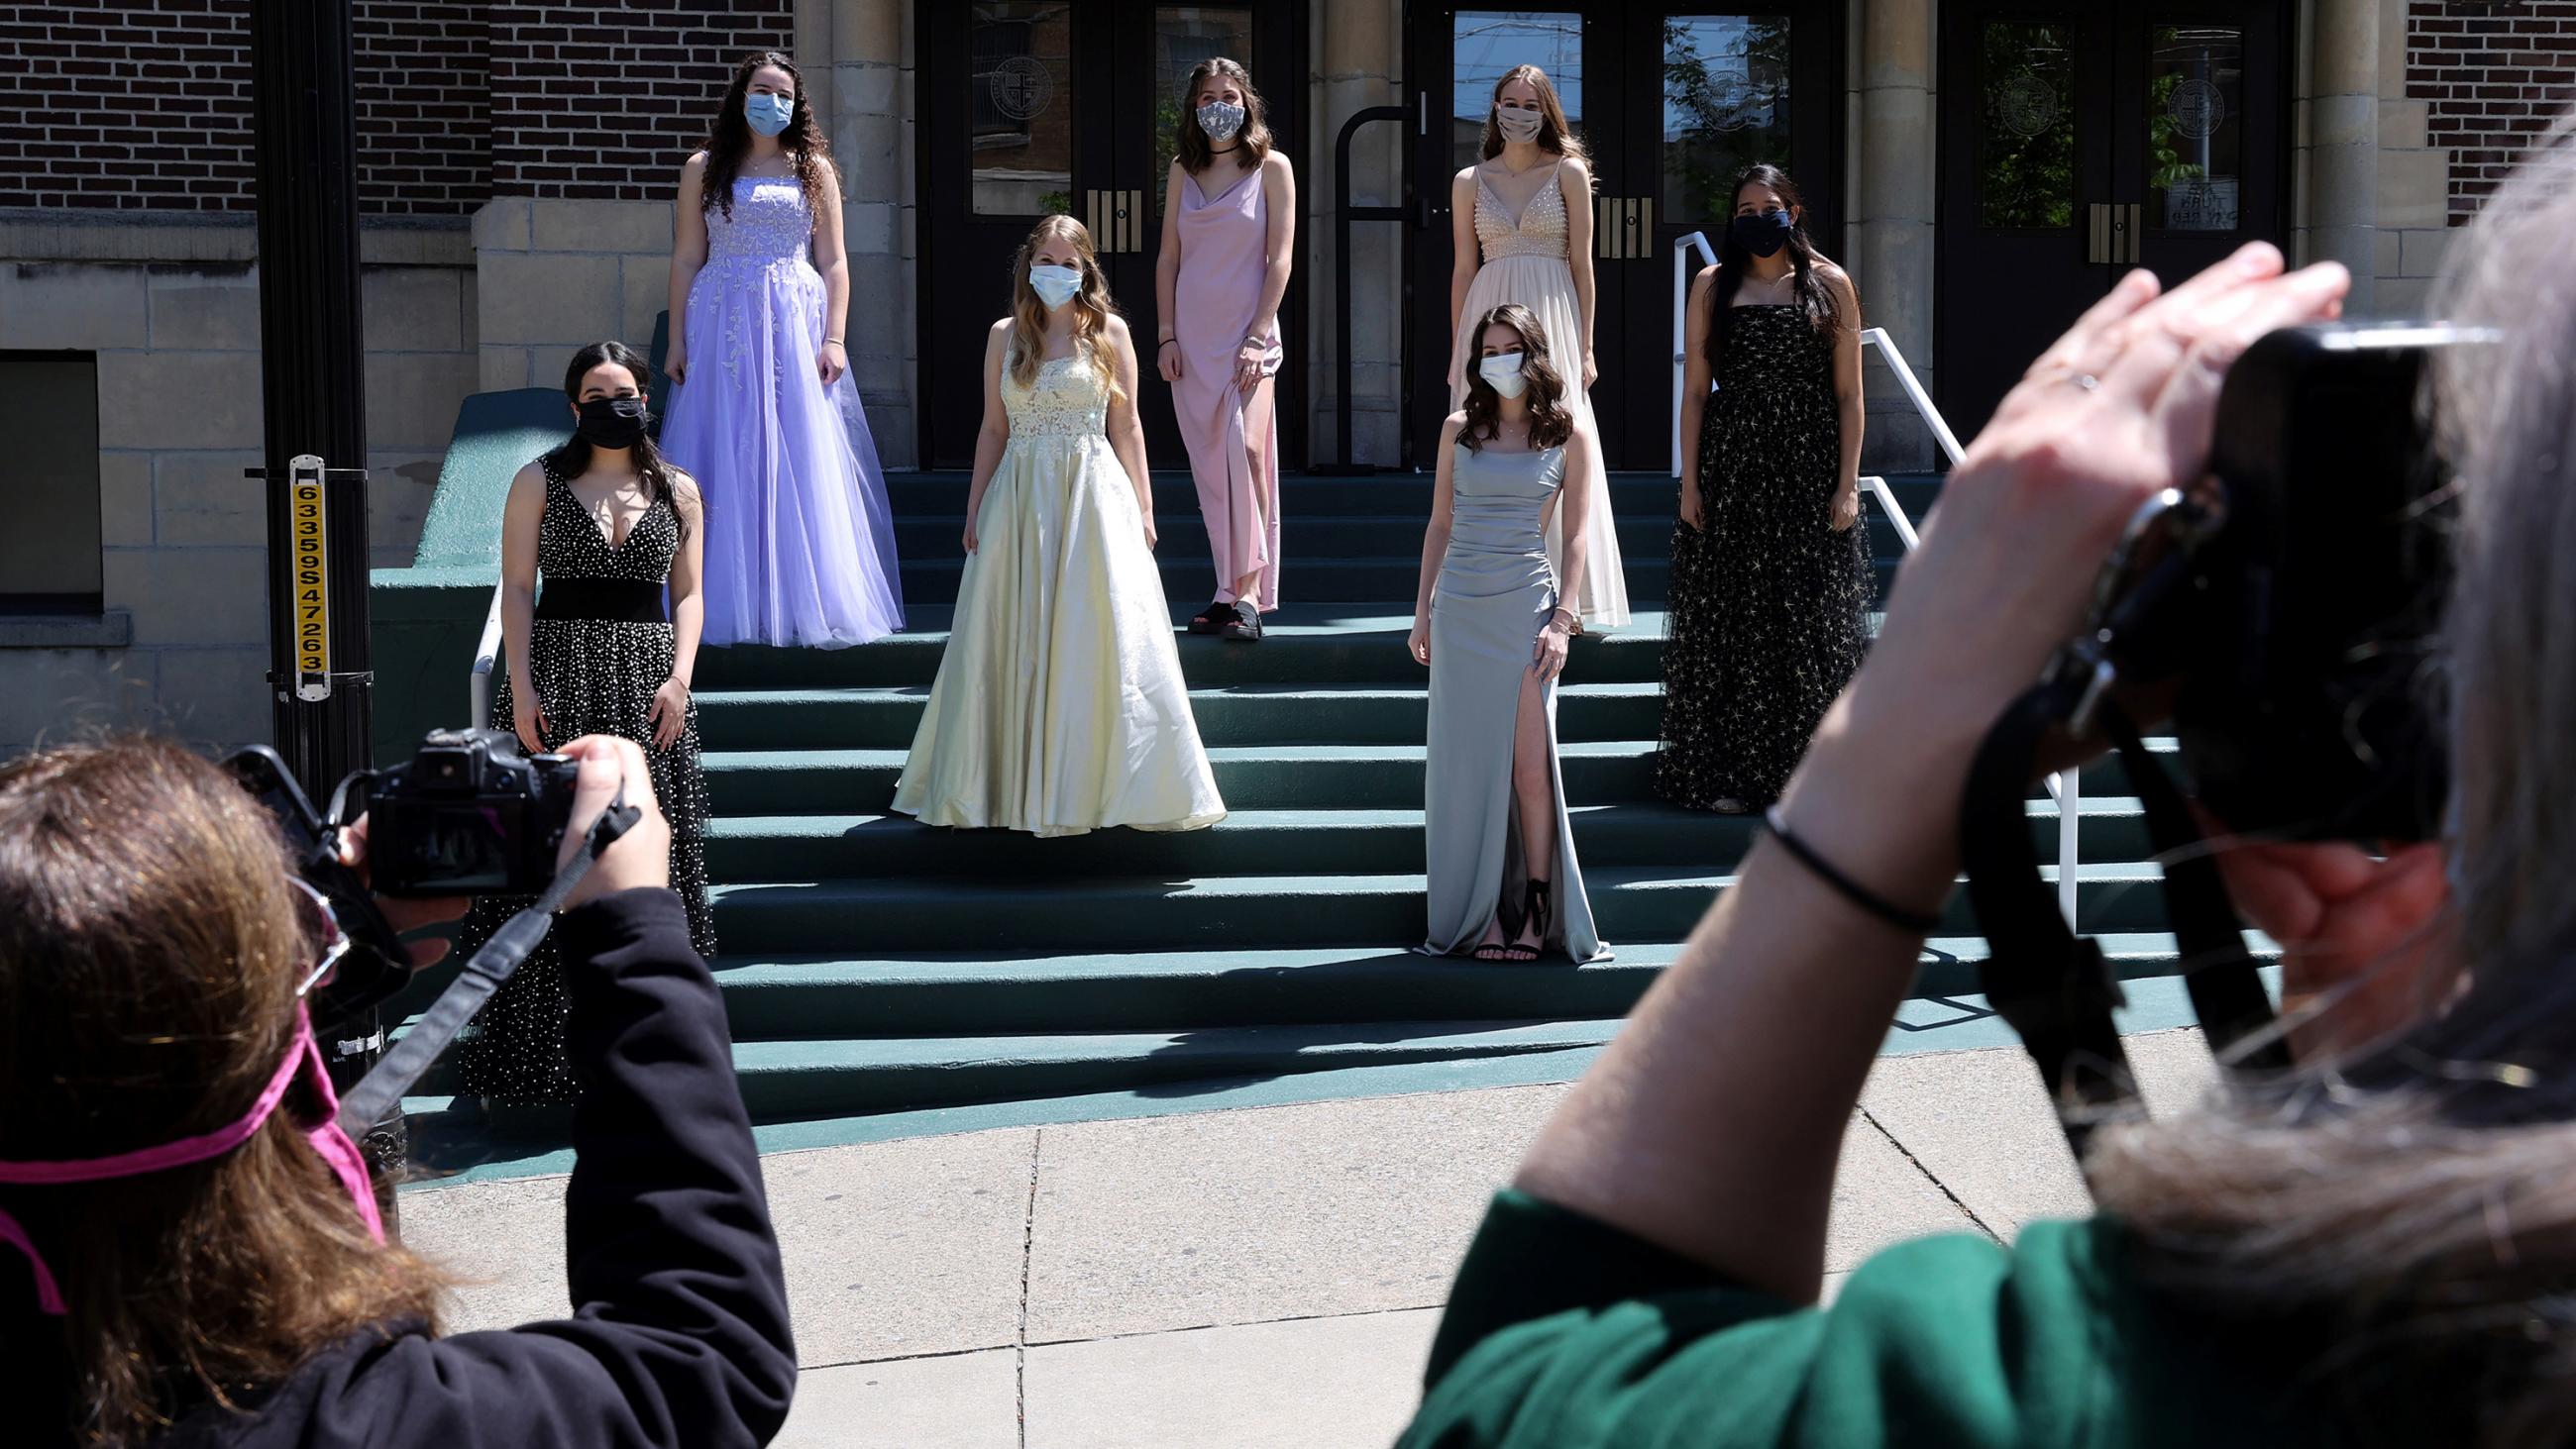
left=1400, top=119, right=2576, bottom=1449
left=0, top=734, right=794, bottom=1447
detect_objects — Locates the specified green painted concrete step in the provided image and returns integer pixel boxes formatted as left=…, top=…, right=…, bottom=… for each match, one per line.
left=706, top=797, right=2153, bottom=881
left=694, top=681, right=1670, bottom=749
left=893, top=509, right=1915, bottom=562
left=694, top=606, right=1682, bottom=689
left=698, top=740, right=2157, bottom=815
left=894, top=553, right=1903, bottom=607
left=705, top=863, right=2179, bottom=955
left=703, top=930, right=2257, bottom=1042
left=881, top=469, right=1949, bottom=522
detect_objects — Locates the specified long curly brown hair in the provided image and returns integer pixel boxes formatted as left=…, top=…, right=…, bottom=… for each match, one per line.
left=1458, top=304, right=1572, bottom=452
left=0, top=739, right=448, bottom=1446
left=701, top=51, right=835, bottom=222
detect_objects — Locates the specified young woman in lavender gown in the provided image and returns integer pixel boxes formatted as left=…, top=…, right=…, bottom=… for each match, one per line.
left=661, top=50, right=904, bottom=649
left=1153, top=55, right=1295, bottom=643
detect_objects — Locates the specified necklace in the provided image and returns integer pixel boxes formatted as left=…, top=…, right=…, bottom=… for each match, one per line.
left=1493, top=151, right=1552, bottom=178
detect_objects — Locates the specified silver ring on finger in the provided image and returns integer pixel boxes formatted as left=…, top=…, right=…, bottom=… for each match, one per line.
left=2069, top=371, right=2100, bottom=391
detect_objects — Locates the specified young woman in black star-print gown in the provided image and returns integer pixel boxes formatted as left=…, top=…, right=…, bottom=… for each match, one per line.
left=1657, top=163, right=1872, bottom=815
left=452, top=340, right=717, bottom=1113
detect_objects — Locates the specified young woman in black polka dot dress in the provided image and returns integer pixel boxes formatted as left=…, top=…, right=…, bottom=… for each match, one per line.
left=452, top=339, right=717, bottom=1114
left=1657, top=163, right=1871, bottom=815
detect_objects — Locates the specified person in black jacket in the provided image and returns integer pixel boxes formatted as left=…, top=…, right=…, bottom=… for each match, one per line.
left=0, top=733, right=796, bottom=1447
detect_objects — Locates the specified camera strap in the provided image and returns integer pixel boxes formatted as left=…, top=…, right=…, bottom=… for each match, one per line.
left=333, top=786, right=642, bottom=1136
left=1962, top=684, right=2288, bottom=1159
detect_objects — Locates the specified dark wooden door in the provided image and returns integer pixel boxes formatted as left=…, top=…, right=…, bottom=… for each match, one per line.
left=1406, top=5, right=1843, bottom=472
left=1936, top=0, right=2287, bottom=449
left=919, top=0, right=1305, bottom=470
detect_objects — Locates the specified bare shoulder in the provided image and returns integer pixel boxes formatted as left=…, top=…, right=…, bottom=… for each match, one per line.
left=1453, top=164, right=1481, bottom=191
left=986, top=317, right=1014, bottom=343
left=1263, top=150, right=1295, bottom=180
left=1556, top=155, right=1592, bottom=189
left=664, top=466, right=703, bottom=511
left=1103, top=311, right=1132, bottom=341
left=1690, top=262, right=1721, bottom=297
left=509, top=459, right=550, bottom=495
left=1812, top=257, right=1858, bottom=294
left=682, top=151, right=708, bottom=179
left=1441, top=410, right=1468, bottom=442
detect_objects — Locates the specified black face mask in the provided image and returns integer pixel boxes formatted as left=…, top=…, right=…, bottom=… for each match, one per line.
left=576, top=395, right=649, bottom=449
left=1730, top=209, right=1795, bottom=259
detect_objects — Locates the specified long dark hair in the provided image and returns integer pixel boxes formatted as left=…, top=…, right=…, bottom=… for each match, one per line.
left=1704, top=163, right=1841, bottom=370
left=701, top=51, right=834, bottom=222
left=1459, top=304, right=1573, bottom=452
left=547, top=341, right=690, bottom=542
left=1176, top=56, right=1273, bottom=175
left=0, top=738, right=448, bottom=1446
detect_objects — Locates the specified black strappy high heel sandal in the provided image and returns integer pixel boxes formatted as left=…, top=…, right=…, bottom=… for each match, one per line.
left=1498, top=880, right=1551, bottom=962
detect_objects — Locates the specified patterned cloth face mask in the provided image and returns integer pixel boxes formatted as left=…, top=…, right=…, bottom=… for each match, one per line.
left=1197, top=100, right=1246, bottom=144
left=0, top=879, right=387, bottom=1315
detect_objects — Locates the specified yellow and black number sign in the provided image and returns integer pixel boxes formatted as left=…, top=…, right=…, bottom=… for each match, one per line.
left=289, top=454, right=332, bottom=701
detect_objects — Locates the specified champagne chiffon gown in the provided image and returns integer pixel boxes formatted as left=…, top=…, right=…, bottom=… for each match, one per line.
left=1417, top=442, right=1606, bottom=962
left=1449, top=164, right=1630, bottom=631
left=891, top=348, right=1227, bottom=837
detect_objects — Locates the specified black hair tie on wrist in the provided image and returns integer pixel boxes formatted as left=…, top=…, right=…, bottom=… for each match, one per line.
left=1762, top=807, right=1944, bottom=936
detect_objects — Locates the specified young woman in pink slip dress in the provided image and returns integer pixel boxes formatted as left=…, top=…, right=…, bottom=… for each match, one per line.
left=1447, top=63, right=1629, bottom=633
left=1154, top=56, right=1295, bottom=644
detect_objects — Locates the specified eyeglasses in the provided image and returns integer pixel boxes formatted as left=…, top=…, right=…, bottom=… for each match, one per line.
left=288, top=877, right=352, bottom=999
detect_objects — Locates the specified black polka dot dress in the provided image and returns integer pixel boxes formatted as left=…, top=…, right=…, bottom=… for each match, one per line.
left=452, top=451, right=717, bottom=1107
left=1655, top=303, right=1872, bottom=811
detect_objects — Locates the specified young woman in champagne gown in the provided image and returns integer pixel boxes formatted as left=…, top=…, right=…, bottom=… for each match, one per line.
left=892, top=216, right=1226, bottom=837
left=1659, top=163, right=1870, bottom=815
left=1447, top=63, right=1628, bottom=633
left=661, top=50, right=904, bottom=649
left=1155, top=56, right=1295, bottom=643
left=1412, top=304, right=1607, bottom=964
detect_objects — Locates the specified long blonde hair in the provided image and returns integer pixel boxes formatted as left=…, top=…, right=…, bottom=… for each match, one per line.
left=1006, top=214, right=1123, bottom=404
left=2089, top=108, right=2576, bottom=1444
left=1480, top=63, right=1588, bottom=167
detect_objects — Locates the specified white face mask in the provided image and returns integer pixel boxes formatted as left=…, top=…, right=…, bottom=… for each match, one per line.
left=1495, top=106, right=1544, bottom=145
left=1197, top=99, right=1246, bottom=144
left=1028, top=263, right=1083, bottom=310
left=1478, top=351, right=1530, bottom=399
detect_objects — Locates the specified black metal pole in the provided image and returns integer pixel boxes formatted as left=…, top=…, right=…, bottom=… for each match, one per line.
left=1316, top=105, right=1410, bottom=475
left=249, top=0, right=372, bottom=801
left=249, top=0, right=399, bottom=1215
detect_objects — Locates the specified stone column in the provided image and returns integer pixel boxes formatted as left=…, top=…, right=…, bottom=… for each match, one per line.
left=1310, top=0, right=1405, bottom=466
left=1845, top=0, right=1938, bottom=470
left=816, top=0, right=918, bottom=465
left=2303, top=0, right=2377, bottom=314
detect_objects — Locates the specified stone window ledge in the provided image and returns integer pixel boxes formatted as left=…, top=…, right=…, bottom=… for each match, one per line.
left=0, top=611, right=136, bottom=649
left=0, top=208, right=472, bottom=267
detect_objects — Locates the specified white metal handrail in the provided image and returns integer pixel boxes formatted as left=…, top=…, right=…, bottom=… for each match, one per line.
left=469, top=580, right=505, bottom=727
left=1669, top=231, right=2080, bottom=926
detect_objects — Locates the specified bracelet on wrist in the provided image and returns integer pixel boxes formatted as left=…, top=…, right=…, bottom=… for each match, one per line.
left=1762, top=806, right=1943, bottom=935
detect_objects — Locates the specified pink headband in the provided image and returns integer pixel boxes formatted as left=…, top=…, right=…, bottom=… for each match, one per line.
left=0, top=1006, right=385, bottom=1315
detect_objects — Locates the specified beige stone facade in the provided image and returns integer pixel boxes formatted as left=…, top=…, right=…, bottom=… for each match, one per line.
left=0, top=0, right=2530, bottom=753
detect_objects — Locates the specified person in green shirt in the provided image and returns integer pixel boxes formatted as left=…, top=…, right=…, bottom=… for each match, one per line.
left=1404, top=118, right=2576, bottom=1449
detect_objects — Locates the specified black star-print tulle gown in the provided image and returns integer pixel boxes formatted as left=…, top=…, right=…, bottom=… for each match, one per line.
left=1656, top=302, right=1872, bottom=811
left=452, top=450, right=717, bottom=1107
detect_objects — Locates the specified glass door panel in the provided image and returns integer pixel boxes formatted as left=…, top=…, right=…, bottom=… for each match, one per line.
left=1978, top=20, right=2080, bottom=230
left=2146, top=23, right=2246, bottom=232
left=1149, top=6, right=1257, bottom=207
left=969, top=2, right=1079, bottom=218
left=1450, top=11, right=1588, bottom=173
left=1659, top=14, right=1792, bottom=226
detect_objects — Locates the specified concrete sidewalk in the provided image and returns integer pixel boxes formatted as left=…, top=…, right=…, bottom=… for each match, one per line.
left=400, top=1031, right=2221, bottom=1448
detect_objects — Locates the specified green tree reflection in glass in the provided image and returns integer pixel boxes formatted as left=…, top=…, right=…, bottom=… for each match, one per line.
left=1980, top=21, right=2075, bottom=230
left=1662, top=16, right=1792, bottom=226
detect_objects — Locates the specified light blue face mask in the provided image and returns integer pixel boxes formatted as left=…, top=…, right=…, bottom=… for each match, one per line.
left=1028, top=263, right=1084, bottom=309
left=745, top=92, right=795, bottom=138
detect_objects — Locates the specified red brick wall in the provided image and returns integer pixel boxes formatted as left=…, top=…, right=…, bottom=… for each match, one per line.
left=0, top=0, right=258, bottom=210
left=356, top=0, right=492, bottom=215
left=2408, top=0, right=2576, bottom=224
left=487, top=2, right=796, bottom=201
left=0, top=1, right=790, bottom=213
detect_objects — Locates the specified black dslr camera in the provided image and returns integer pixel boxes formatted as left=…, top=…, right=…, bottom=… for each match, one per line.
left=2068, top=321, right=2474, bottom=842
left=366, top=728, right=583, bottom=898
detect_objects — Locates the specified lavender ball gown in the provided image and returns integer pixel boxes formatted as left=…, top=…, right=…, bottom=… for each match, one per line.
left=661, top=175, right=905, bottom=648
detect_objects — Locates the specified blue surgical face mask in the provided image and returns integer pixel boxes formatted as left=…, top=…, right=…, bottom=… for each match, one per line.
left=1028, top=263, right=1084, bottom=309
left=745, top=92, right=795, bottom=138
left=1730, top=208, right=1795, bottom=259
left=1478, top=351, right=1530, bottom=399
